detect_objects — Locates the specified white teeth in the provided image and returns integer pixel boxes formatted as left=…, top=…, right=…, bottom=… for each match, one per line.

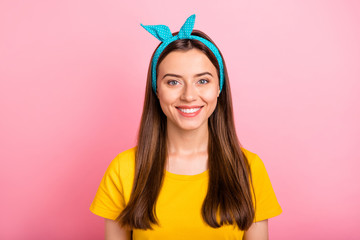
left=178, top=108, right=201, bottom=113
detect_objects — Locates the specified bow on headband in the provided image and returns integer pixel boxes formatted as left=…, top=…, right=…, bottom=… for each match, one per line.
left=140, top=14, right=195, bottom=42
left=140, top=14, right=224, bottom=93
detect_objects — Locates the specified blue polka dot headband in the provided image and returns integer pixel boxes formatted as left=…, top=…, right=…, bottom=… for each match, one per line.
left=140, top=14, right=224, bottom=94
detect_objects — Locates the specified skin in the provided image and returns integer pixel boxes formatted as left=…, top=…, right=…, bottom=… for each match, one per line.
left=156, top=48, right=220, bottom=174
left=105, top=219, right=130, bottom=240
left=243, top=220, right=269, bottom=240
left=105, top=48, right=269, bottom=239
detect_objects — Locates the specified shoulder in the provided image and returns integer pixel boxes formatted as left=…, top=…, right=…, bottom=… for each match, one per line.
left=104, top=146, right=137, bottom=202
left=90, top=146, right=138, bottom=218
left=114, top=146, right=137, bottom=163
left=240, top=146, right=268, bottom=177
left=105, top=146, right=137, bottom=179
left=113, top=146, right=137, bottom=170
left=240, top=147, right=283, bottom=221
left=240, top=147, right=262, bottom=166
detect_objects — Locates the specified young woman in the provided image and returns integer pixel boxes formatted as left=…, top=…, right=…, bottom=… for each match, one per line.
left=90, top=14, right=282, bottom=240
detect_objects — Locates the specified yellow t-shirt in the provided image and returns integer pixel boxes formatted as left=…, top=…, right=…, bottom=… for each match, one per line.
left=89, top=146, right=282, bottom=239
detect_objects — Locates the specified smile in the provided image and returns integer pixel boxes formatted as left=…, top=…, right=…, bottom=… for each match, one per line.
left=175, top=106, right=204, bottom=117
left=177, top=108, right=201, bottom=113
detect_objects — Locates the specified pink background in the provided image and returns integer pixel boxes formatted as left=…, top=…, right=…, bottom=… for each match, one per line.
left=1, top=0, right=359, bottom=239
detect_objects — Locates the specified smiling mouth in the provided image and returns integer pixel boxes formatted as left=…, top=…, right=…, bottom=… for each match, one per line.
left=176, top=106, right=204, bottom=113
left=178, top=108, right=200, bottom=113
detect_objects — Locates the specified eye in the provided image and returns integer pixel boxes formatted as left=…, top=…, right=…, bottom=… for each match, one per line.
left=167, top=80, right=179, bottom=86
left=198, top=79, right=209, bottom=84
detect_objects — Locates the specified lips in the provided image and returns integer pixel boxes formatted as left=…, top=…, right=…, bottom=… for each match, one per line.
left=176, top=105, right=204, bottom=109
left=176, top=106, right=204, bottom=117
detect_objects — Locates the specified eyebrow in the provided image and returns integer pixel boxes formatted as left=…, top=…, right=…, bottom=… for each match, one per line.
left=161, top=72, right=213, bottom=80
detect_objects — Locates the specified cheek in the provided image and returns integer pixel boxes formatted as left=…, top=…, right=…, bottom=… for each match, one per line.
left=158, top=93, right=176, bottom=113
left=201, top=88, right=219, bottom=103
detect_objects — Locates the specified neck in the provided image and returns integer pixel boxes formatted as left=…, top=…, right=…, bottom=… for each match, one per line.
left=166, top=120, right=209, bottom=156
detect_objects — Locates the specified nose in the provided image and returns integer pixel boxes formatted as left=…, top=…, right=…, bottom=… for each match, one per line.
left=180, top=83, right=197, bottom=102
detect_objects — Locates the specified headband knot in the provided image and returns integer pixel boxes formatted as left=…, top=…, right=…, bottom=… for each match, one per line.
left=140, top=14, right=224, bottom=93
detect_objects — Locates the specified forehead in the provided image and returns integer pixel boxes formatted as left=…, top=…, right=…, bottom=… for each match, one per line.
left=157, top=49, right=217, bottom=75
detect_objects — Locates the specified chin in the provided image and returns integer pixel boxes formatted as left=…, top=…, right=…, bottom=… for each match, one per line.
left=176, top=121, right=207, bottom=131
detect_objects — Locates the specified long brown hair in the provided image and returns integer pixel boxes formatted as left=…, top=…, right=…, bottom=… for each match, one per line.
left=117, top=30, right=256, bottom=230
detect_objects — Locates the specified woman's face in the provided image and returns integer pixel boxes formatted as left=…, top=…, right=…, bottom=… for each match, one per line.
left=156, top=48, right=220, bottom=132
